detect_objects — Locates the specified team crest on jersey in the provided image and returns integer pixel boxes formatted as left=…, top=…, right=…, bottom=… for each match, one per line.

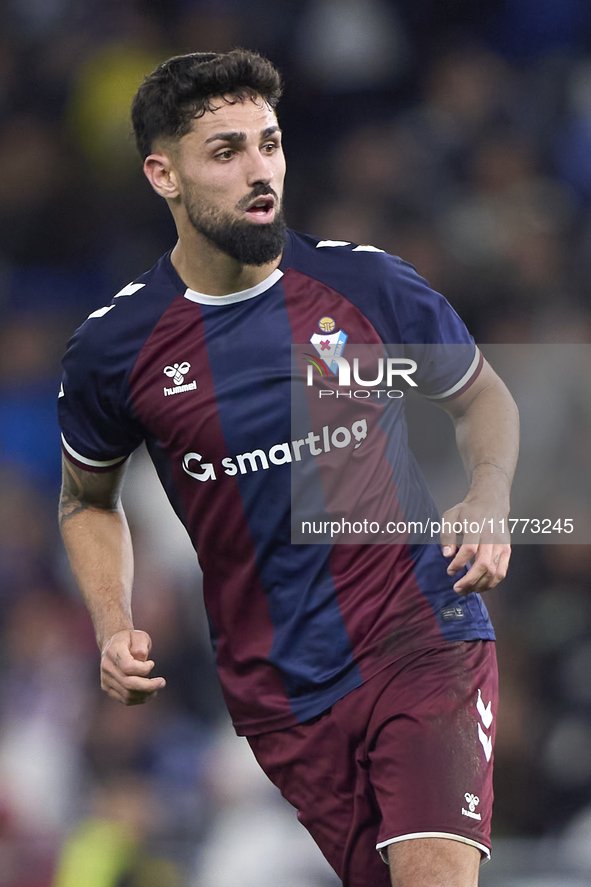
left=309, top=321, right=347, bottom=374
left=318, top=316, right=336, bottom=333
left=163, top=361, right=197, bottom=397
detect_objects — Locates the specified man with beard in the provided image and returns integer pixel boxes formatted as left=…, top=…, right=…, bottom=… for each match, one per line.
left=58, top=50, right=518, bottom=887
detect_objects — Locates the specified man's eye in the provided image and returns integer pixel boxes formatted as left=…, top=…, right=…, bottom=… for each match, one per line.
left=215, top=149, right=234, bottom=160
left=262, top=142, right=278, bottom=153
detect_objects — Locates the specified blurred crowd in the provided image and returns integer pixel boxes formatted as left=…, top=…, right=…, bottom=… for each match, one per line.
left=1, top=0, right=591, bottom=884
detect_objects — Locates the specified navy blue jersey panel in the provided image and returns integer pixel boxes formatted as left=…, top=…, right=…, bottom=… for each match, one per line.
left=408, top=544, right=496, bottom=641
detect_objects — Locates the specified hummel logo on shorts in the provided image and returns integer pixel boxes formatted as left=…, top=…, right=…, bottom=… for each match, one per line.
left=462, top=792, right=481, bottom=820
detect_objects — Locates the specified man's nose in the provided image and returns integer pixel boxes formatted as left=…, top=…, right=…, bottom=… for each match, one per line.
left=246, top=148, right=274, bottom=185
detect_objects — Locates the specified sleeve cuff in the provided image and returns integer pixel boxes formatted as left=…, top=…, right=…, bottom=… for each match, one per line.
left=61, top=434, right=129, bottom=472
left=423, top=348, right=483, bottom=402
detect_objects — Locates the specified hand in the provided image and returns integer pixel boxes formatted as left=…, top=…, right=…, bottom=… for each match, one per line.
left=440, top=498, right=511, bottom=596
left=100, top=629, right=166, bottom=705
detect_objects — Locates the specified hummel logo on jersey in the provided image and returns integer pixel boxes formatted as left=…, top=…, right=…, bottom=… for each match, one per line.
left=462, top=793, right=481, bottom=820
left=163, top=362, right=197, bottom=397
left=164, top=362, right=190, bottom=385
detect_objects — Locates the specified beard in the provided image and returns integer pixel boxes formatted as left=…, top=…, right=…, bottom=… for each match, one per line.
left=185, top=186, right=286, bottom=266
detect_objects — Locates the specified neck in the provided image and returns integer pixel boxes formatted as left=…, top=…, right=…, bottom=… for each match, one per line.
left=170, top=230, right=282, bottom=297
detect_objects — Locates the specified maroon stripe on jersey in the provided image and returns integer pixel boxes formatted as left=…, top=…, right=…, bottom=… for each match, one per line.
left=326, top=545, right=450, bottom=682
left=281, top=269, right=447, bottom=680
left=127, top=294, right=292, bottom=730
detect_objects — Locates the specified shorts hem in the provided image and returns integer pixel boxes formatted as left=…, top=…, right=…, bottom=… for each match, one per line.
left=376, top=832, right=491, bottom=866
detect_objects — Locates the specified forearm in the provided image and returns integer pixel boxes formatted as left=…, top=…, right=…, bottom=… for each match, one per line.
left=59, top=455, right=136, bottom=650
left=453, top=376, right=519, bottom=510
left=60, top=503, right=135, bottom=650
left=58, top=455, right=164, bottom=704
left=440, top=362, right=519, bottom=591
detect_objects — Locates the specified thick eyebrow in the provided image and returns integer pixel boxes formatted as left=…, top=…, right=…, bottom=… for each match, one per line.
left=204, top=125, right=281, bottom=146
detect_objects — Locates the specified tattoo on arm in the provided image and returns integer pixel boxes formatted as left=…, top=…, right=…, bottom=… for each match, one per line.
left=59, top=457, right=127, bottom=528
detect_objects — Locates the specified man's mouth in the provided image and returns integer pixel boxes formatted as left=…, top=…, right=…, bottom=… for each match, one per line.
left=243, top=195, right=276, bottom=223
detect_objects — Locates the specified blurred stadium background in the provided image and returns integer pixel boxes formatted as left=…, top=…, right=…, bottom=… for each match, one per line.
left=1, top=0, right=591, bottom=884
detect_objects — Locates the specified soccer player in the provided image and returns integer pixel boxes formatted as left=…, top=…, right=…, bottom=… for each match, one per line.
left=58, top=50, right=519, bottom=887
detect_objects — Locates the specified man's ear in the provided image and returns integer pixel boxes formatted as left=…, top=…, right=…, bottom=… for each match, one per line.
left=143, top=152, right=180, bottom=199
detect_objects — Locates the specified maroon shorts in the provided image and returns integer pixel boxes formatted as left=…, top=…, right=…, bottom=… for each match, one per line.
left=248, top=640, right=497, bottom=887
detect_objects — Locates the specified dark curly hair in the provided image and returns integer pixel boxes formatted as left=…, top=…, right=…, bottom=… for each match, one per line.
left=131, top=49, right=283, bottom=159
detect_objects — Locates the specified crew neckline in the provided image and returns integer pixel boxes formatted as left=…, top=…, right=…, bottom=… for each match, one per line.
left=182, top=267, right=283, bottom=305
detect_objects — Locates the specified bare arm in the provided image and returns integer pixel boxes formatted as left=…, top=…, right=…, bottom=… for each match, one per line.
left=59, top=454, right=165, bottom=704
left=440, top=358, right=520, bottom=594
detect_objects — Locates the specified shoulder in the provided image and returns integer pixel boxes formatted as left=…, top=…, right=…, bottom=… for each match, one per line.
left=63, top=253, right=182, bottom=368
left=281, top=230, right=471, bottom=345
left=284, top=229, right=406, bottom=268
left=282, top=229, right=444, bottom=313
left=282, top=229, right=428, bottom=292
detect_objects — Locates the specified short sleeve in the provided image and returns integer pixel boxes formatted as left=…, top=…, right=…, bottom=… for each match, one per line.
left=58, top=319, right=144, bottom=471
left=381, top=258, right=481, bottom=399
